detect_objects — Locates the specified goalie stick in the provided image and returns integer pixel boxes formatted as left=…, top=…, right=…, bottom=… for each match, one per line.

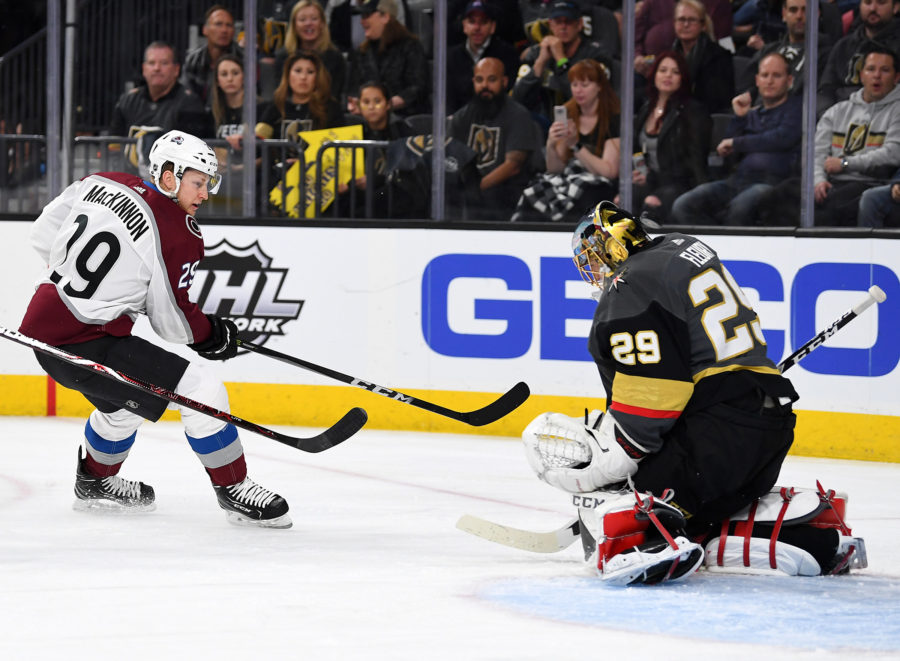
left=238, top=339, right=530, bottom=426
left=777, top=285, right=886, bottom=373
left=0, top=326, right=367, bottom=453
left=457, top=285, right=889, bottom=553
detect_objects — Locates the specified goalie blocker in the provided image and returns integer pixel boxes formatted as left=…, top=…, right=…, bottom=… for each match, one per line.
left=523, top=410, right=867, bottom=583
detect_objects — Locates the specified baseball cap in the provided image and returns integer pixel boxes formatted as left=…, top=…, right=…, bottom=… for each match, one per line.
left=357, top=0, right=399, bottom=18
left=464, top=1, right=495, bottom=19
left=549, top=0, right=580, bottom=20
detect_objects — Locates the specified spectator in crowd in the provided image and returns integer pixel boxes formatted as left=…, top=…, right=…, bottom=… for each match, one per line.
left=110, top=41, right=212, bottom=173
left=671, top=0, right=734, bottom=114
left=621, top=50, right=710, bottom=223
left=512, top=59, right=621, bottom=221
left=449, top=57, right=540, bottom=220
left=814, top=46, right=900, bottom=225
left=209, top=54, right=261, bottom=171
left=338, top=80, right=415, bottom=217
left=275, top=0, right=348, bottom=104
left=735, top=0, right=834, bottom=99
left=858, top=170, right=900, bottom=227
left=447, top=0, right=526, bottom=48
left=346, top=0, right=430, bottom=117
left=818, top=0, right=900, bottom=116
left=256, top=51, right=344, bottom=141
left=671, top=52, right=801, bottom=225
left=733, top=0, right=789, bottom=47
left=513, top=0, right=614, bottom=125
left=513, top=0, right=621, bottom=61
left=447, top=1, right=521, bottom=113
left=634, top=0, right=732, bottom=79
left=183, top=5, right=243, bottom=104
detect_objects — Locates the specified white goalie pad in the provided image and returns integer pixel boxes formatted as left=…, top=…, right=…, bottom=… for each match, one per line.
left=522, top=411, right=641, bottom=493
left=727, top=488, right=826, bottom=524
left=602, top=536, right=704, bottom=586
left=704, top=537, right=823, bottom=576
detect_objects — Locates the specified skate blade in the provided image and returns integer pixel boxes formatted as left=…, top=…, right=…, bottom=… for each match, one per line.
left=72, top=498, right=156, bottom=514
left=224, top=511, right=292, bottom=529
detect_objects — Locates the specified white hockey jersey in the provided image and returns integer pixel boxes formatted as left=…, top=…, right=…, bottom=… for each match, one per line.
left=20, top=172, right=212, bottom=347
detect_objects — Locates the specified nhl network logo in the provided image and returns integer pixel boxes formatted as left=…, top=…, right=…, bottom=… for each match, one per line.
left=192, top=240, right=304, bottom=349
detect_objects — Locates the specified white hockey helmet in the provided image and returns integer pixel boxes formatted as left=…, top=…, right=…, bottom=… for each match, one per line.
left=148, top=130, right=221, bottom=197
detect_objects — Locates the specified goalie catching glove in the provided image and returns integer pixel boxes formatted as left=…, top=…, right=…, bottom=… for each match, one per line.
left=189, top=315, right=239, bottom=361
left=522, top=409, right=649, bottom=493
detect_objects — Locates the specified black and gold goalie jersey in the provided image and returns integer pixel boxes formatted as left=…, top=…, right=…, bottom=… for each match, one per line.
left=587, top=233, right=798, bottom=453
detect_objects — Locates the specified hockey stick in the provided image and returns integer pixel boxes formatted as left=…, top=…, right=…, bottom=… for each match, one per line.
left=237, top=339, right=530, bottom=426
left=0, top=326, right=367, bottom=453
left=457, top=285, right=889, bottom=553
left=777, top=285, right=887, bottom=373
left=456, top=514, right=580, bottom=553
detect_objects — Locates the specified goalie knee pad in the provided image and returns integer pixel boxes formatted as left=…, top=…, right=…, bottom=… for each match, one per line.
left=704, top=482, right=867, bottom=576
left=575, top=489, right=704, bottom=586
left=522, top=410, right=644, bottom=493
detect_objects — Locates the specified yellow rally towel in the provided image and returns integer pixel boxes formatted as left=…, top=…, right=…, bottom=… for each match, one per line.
left=269, top=124, right=365, bottom=218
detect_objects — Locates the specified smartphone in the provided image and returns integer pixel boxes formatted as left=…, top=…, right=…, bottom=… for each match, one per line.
left=632, top=152, right=649, bottom=177
left=553, top=105, right=567, bottom=124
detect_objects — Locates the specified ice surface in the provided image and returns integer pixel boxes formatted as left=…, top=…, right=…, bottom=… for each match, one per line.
left=1, top=416, right=898, bottom=660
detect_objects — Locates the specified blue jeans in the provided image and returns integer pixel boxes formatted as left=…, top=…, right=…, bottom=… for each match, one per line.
left=857, top=184, right=900, bottom=228
left=671, top=178, right=775, bottom=226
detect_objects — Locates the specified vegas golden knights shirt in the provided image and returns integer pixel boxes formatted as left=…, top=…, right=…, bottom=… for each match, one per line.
left=20, top=172, right=213, bottom=347
left=587, top=233, right=797, bottom=453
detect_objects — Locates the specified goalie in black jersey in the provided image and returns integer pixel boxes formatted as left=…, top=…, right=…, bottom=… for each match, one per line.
left=522, top=201, right=866, bottom=585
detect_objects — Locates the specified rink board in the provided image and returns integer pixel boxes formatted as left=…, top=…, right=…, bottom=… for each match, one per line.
left=0, top=220, right=897, bottom=462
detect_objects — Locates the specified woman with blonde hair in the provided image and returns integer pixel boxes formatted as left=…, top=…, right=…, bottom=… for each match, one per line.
left=275, top=0, right=347, bottom=102
left=673, top=0, right=733, bottom=113
left=513, top=59, right=621, bottom=222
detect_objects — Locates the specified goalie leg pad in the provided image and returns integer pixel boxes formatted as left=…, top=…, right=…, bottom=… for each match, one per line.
left=705, top=483, right=866, bottom=576
left=576, top=490, right=703, bottom=585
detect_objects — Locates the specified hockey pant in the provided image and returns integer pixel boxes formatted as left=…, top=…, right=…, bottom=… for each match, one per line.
left=36, top=334, right=246, bottom=484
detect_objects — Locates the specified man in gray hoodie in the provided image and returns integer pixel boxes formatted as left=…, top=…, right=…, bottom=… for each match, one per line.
left=814, top=45, right=900, bottom=226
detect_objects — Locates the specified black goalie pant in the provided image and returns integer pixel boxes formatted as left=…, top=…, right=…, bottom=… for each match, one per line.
left=35, top=335, right=190, bottom=422
left=632, top=389, right=795, bottom=528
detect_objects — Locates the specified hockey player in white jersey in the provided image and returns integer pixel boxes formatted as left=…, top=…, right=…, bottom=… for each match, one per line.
left=522, top=201, right=866, bottom=584
left=19, top=130, right=291, bottom=528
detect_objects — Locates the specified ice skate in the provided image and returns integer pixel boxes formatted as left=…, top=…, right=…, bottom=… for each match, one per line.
left=73, top=446, right=156, bottom=512
left=213, top=477, right=292, bottom=529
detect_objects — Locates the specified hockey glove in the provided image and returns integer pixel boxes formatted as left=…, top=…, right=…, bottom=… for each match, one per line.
left=522, top=410, right=645, bottom=493
left=189, top=315, right=239, bottom=361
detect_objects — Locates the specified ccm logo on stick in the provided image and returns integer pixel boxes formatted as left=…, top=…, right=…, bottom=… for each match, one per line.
left=421, top=254, right=899, bottom=377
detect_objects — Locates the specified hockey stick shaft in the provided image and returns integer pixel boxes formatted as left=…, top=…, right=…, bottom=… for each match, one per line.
left=0, top=326, right=367, bottom=453
left=238, top=339, right=530, bottom=426
left=777, top=285, right=886, bottom=373
left=456, top=515, right=581, bottom=553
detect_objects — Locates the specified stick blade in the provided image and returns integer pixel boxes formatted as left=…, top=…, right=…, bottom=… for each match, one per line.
left=463, top=382, right=531, bottom=426
left=455, top=514, right=580, bottom=553
left=291, top=406, right=368, bottom=453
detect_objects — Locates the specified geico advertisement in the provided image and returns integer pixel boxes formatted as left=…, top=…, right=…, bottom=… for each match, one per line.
left=1, top=221, right=897, bottom=416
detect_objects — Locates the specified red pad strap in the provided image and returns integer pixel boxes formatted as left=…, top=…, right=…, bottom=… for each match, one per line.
left=816, top=480, right=851, bottom=535
left=742, top=500, right=758, bottom=567
left=634, top=490, right=678, bottom=550
left=768, top=487, right=795, bottom=569
left=716, top=519, right=729, bottom=566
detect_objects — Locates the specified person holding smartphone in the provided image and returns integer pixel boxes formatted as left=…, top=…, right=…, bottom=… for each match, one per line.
left=512, top=59, right=620, bottom=222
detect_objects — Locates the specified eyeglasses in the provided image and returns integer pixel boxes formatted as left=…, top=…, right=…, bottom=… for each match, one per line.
left=675, top=16, right=701, bottom=24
